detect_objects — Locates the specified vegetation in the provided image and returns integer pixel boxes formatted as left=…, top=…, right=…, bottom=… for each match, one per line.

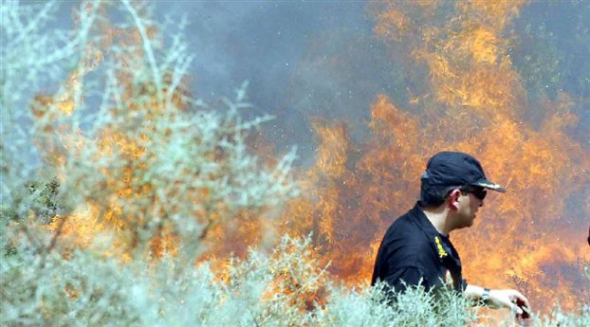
left=1, top=1, right=588, bottom=326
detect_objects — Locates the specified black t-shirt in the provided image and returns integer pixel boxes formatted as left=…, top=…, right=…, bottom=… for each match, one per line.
left=371, top=203, right=466, bottom=294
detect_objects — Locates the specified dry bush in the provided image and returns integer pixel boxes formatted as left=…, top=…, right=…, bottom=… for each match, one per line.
left=1, top=1, right=589, bottom=326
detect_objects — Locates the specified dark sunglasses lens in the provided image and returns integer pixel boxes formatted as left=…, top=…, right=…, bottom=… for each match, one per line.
left=462, top=186, right=487, bottom=200
left=474, top=188, right=487, bottom=200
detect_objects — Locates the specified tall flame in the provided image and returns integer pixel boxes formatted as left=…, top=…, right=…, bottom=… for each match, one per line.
left=277, top=0, right=590, bottom=314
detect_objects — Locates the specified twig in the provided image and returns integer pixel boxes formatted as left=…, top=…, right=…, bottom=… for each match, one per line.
left=120, top=0, right=164, bottom=107
left=38, top=214, right=69, bottom=271
left=45, top=214, right=68, bottom=254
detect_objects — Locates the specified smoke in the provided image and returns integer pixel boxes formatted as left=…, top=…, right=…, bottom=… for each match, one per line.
left=512, top=1, right=590, bottom=142
left=44, top=1, right=588, bottom=159
left=12, top=0, right=590, bottom=313
left=29, top=1, right=590, bottom=160
left=161, top=2, right=388, bottom=162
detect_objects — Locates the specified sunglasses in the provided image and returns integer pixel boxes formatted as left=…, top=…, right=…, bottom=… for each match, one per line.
left=460, top=185, right=487, bottom=201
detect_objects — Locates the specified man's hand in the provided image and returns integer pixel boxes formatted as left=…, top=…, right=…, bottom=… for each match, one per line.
left=465, top=285, right=531, bottom=319
left=488, top=289, right=531, bottom=319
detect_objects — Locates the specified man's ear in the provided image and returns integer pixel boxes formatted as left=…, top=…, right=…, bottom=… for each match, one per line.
left=447, top=188, right=462, bottom=210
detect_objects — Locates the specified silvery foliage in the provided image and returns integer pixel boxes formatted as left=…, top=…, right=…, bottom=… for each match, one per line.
left=2, top=227, right=590, bottom=326
left=1, top=0, right=298, bottom=252
left=532, top=305, right=590, bottom=327
left=1, top=0, right=297, bottom=325
left=1, top=232, right=321, bottom=326
left=315, top=282, right=478, bottom=327
left=2, top=1, right=589, bottom=326
left=1, top=0, right=76, bottom=213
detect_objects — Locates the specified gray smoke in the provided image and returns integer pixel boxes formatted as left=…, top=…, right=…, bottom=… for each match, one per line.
left=43, top=1, right=590, bottom=162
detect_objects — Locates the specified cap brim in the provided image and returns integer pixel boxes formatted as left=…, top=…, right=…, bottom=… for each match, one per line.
left=473, top=180, right=506, bottom=193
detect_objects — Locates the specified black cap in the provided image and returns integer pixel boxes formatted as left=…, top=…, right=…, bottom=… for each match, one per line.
left=421, top=151, right=506, bottom=192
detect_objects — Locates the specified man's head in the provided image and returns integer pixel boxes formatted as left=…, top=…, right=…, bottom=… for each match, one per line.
left=419, top=152, right=505, bottom=228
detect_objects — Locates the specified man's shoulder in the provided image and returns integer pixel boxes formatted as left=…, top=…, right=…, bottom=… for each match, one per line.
left=384, top=210, right=419, bottom=236
left=383, top=208, right=437, bottom=251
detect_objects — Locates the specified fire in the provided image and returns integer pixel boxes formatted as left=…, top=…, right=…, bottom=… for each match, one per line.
left=32, top=3, right=182, bottom=260
left=276, top=0, right=590, bottom=314
left=26, top=0, right=588, bottom=318
left=282, top=95, right=589, bottom=313
left=36, top=2, right=287, bottom=269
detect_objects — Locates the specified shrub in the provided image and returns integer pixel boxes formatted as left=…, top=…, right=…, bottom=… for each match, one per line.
left=1, top=1, right=588, bottom=326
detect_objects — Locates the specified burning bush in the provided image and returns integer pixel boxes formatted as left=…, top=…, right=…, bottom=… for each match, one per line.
left=1, top=1, right=589, bottom=326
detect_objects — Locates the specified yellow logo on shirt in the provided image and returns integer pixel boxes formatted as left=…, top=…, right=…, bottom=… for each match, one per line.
left=435, top=236, right=448, bottom=258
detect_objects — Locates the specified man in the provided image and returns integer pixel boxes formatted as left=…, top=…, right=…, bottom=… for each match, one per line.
left=371, top=151, right=530, bottom=318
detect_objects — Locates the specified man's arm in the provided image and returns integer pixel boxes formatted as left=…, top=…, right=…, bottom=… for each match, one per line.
left=465, top=284, right=531, bottom=318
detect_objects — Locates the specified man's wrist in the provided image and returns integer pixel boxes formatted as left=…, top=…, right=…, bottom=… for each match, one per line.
left=480, top=287, right=491, bottom=305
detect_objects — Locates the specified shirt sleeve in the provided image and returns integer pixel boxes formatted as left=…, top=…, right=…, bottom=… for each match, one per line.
left=461, top=278, right=468, bottom=291
left=383, top=266, right=430, bottom=293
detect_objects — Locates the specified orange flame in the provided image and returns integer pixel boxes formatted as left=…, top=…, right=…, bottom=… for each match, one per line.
left=28, top=0, right=589, bottom=317
left=276, top=0, right=590, bottom=314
